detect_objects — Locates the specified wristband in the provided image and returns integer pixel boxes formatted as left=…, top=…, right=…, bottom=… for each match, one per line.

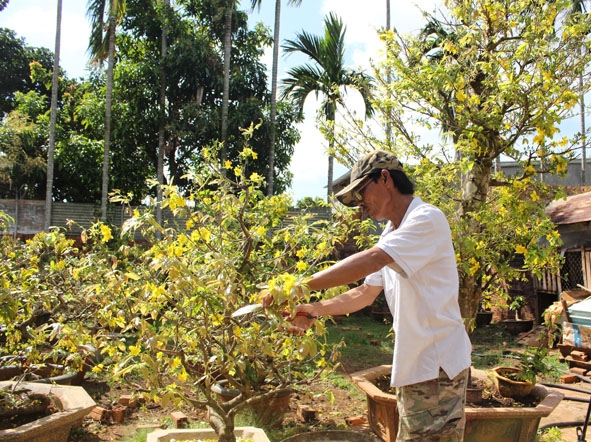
left=282, top=310, right=317, bottom=319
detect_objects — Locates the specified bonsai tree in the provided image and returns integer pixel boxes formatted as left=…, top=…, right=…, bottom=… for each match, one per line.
left=508, top=295, right=527, bottom=320
left=0, top=227, right=97, bottom=378
left=78, top=143, right=364, bottom=441
left=493, top=310, right=565, bottom=398
left=334, top=0, right=591, bottom=327
left=0, top=134, right=370, bottom=441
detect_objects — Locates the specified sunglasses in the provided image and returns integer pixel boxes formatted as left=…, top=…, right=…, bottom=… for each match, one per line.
left=352, top=173, right=377, bottom=203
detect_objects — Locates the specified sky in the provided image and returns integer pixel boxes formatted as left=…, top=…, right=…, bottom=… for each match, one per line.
left=0, top=0, right=440, bottom=202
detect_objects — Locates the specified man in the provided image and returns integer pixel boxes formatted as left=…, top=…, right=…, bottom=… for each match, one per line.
left=272, top=150, right=472, bottom=441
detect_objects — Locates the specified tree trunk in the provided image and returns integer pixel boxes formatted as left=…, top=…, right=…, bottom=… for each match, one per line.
left=458, top=273, right=482, bottom=330
left=101, top=14, right=117, bottom=221
left=208, top=405, right=236, bottom=442
left=580, top=71, right=586, bottom=186
left=266, top=0, right=281, bottom=196
left=221, top=0, right=233, bottom=164
left=458, top=155, right=493, bottom=326
left=326, top=101, right=336, bottom=199
left=157, top=0, right=169, bottom=228
left=45, top=0, right=62, bottom=230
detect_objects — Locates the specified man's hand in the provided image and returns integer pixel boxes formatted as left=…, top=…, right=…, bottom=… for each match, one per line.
left=284, top=305, right=317, bottom=333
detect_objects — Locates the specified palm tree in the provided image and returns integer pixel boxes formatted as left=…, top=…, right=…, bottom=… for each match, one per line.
left=220, top=0, right=235, bottom=165
left=157, top=0, right=170, bottom=228
left=282, top=12, right=374, bottom=198
left=45, top=0, right=62, bottom=230
left=250, top=0, right=303, bottom=196
left=87, top=0, right=126, bottom=221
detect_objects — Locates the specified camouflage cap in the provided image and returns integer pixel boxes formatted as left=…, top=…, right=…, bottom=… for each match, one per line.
left=335, top=150, right=404, bottom=207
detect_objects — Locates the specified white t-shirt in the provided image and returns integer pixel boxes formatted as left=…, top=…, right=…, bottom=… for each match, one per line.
left=364, top=197, right=472, bottom=387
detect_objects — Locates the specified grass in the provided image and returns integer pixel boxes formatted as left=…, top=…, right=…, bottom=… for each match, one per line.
left=324, top=312, right=393, bottom=374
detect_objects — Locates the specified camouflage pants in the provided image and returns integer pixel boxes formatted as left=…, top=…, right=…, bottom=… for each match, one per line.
left=396, top=367, right=468, bottom=442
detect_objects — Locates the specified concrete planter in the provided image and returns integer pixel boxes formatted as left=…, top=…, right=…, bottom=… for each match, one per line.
left=0, top=381, right=96, bottom=442
left=351, top=365, right=564, bottom=442
left=146, top=426, right=270, bottom=442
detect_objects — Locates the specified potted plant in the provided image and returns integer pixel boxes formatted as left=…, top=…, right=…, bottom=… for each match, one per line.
left=493, top=320, right=562, bottom=399
left=475, top=296, right=493, bottom=328
left=351, top=364, right=563, bottom=442
left=73, top=145, right=356, bottom=442
left=501, top=295, right=534, bottom=334
left=0, top=380, right=96, bottom=442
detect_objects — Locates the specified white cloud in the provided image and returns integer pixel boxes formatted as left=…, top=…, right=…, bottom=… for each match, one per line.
left=0, top=0, right=90, bottom=79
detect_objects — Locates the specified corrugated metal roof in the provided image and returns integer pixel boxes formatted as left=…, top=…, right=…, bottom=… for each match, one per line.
left=545, top=191, right=591, bottom=225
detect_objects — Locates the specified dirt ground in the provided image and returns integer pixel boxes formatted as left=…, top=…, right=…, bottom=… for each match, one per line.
left=67, top=372, right=374, bottom=441
left=65, top=320, right=591, bottom=442
left=68, top=369, right=591, bottom=442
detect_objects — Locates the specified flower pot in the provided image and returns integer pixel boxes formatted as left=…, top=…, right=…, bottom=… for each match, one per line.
left=211, top=381, right=292, bottom=428
left=0, top=381, right=96, bottom=442
left=492, top=366, right=534, bottom=399
left=501, top=319, right=533, bottom=335
left=146, top=426, right=270, bottom=442
left=351, top=365, right=563, bottom=442
left=476, top=311, right=493, bottom=328
left=466, top=384, right=484, bottom=404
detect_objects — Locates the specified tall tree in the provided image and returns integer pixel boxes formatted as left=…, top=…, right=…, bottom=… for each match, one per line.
left=370, top=0, right=591, bottom=324
left=87, top=0, right=127, bottom=221
left=45, top=0, right=62, bottom=230
left=250, top=0, right=303, bottom=196
left=156, top=0, right=170, bottom=227
left=220, top=0, right=235, bottom=164
left=282, top=12, right=374, bottom=198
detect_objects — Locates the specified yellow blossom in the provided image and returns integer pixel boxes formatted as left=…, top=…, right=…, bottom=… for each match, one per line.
left=296, top=261, right=308, bottom=272
left=129, top=345, right=141, bottom=357
left=171, top=357, right=182, bottom=369
left=100, top=224, right=113, bottom=243
left=515, top=245, right=527, bottom=255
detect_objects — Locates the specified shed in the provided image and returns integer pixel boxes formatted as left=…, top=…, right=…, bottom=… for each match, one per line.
left=535, top=191, right=591, bottom=299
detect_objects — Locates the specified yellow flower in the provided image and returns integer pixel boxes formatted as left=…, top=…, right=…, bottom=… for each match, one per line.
left=515, top=245, right=527, bottom=255
left=100, top=225, right=113, bottom=243
left=171, top=357, right=182, bottom=369
left=129, top=345, right=141, bottom=357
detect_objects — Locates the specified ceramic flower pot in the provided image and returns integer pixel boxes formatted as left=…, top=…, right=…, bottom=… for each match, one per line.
left=492, top=366, right=534, bottom=399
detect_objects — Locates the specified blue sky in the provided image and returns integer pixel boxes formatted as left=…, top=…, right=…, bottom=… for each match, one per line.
left=0, top=0, right=439, bottom=202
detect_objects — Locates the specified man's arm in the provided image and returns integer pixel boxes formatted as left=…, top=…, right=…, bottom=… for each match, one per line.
left=307, top=246, right=393, bottom=291
left=290, top=283, right=383, bottom=330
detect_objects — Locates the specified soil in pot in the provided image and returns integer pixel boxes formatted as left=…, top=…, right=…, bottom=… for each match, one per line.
left=0, top=386, right=58, bottom=431
left=374, top=372, right=539, bottom=408
left=501, top=319, right=534, bottom=335
left=281, top=430, right=381, bottom=441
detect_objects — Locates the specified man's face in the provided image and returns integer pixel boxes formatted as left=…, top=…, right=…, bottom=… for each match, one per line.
left=358, top=172, right=387, bottom=221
